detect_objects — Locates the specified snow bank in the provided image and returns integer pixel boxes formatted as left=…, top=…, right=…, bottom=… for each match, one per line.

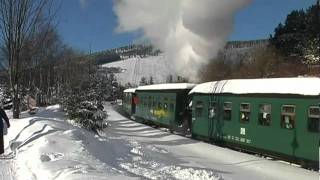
left=189, top=77, right=320, bottom=96
left=3, top=105, right=133, bottom=180
left=119, top=163, right=222, bottom=180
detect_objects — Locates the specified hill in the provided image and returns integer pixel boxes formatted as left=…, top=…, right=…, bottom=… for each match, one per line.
left=101, top=55, right=176, bottom=86
left=100, top=40, right=268, bottom=86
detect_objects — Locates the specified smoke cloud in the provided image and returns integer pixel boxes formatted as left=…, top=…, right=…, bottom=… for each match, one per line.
left=114, top=0, right=251, bottom=82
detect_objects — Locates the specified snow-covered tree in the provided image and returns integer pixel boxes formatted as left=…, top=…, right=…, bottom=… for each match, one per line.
left=148, top=76, right=154, bottom=85
left=139, top=77, right=147, bottom=86
left=60, top=70, right=111, bottom=131
left=303, top=38, right=320, bottom=65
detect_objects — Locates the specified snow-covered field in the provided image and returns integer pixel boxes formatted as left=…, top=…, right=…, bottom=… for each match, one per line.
left=102, top=55, right=177, bottom=85
left=0, top=103, right=318, bottom=180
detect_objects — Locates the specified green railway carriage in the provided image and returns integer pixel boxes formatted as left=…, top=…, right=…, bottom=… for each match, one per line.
left=134, top=83, right=196, bottom=129
left=189, top=78, right=320, bottom=168
left=123, top=88, right=136, bottom=116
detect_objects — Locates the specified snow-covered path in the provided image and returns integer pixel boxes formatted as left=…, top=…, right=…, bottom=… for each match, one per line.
left=0, top=103, right=318, bottom=180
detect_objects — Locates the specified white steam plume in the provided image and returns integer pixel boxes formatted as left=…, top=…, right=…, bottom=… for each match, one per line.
left=114, top=0, right=251, bottom=82
left=79, top=0, right=87, bottom=9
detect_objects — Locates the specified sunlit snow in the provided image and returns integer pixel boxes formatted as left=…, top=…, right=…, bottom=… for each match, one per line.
left=0, top=103, right=318, bottom=180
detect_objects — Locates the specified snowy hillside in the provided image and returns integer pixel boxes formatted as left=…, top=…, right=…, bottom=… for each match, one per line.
left=0, top=103, right=318, bottom=180
left=101, top=40, right=267, bottom=86
left=101, top=55, right=177, bottom=86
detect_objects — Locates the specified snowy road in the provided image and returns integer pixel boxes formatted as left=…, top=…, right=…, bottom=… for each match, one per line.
left=0, top=103, right=318, bottom=180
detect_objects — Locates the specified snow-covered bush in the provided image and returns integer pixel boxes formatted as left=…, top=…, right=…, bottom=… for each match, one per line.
left=62, top=92, right=108, bottom=131
left=74, top=104, right=108, bottom=131
left=59, top=72, right=114, bottom=131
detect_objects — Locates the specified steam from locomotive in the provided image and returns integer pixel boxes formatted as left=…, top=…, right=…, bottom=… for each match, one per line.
left=114, top=0, right=251, bottom=82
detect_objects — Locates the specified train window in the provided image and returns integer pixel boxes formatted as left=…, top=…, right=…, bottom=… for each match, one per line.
left=258, top=104, right=271, bottom=126
left=223, top=102, right=232, bottom=121
left=240, top=103, right=250, bottom=123
left=195, top=101, right=203, bottom=118
left=308, top=106, right=320, bottom=133
left=281, top=105, right=295, bottom=130
left=158, top=102, right=162, bottom=109
left=208, top=101, right=216, bottom=118
left=169, top=103, right=174, bottom=112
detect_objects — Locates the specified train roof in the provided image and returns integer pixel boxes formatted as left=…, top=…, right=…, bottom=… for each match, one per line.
left=189, top=77, right=320, bottom=96
left=123, top=88, right=136, bottom=93
left=136, top=83, right=196, bottom=91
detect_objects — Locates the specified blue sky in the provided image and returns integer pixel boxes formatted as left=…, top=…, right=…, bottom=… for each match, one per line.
left=57, top=0, right=316, bottom=53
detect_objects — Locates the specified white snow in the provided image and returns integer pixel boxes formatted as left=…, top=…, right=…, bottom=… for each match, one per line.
left=0, top=103, right=318, bottom=180
left=123, top=88, right=136, bottom=93
left=101, top=55, right=177, bottom=85
left=189, top=77, right=320, bottom=96
left=137, top=83, right=196, bottom=91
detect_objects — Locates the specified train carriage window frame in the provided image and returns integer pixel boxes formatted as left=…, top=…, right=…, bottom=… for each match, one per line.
left=240, top=103, right=250, bottom=124
left=281, top=105, right=295, bottom=130
left=258, top=104, right=272, bottom=126
left=308, top=106, right=320, bottom=133
left=195, top=101, right=204, bottom=118
left=208, top=101, right=216, bottom=119
left=223, top=102, right=232, bottom=121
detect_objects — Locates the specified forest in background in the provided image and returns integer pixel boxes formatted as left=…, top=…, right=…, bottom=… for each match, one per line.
left=201, top=1, right=320, bottom=81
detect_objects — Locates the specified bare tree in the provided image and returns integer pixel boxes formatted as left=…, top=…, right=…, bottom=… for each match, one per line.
left=0, top=0, right=56, bottom=118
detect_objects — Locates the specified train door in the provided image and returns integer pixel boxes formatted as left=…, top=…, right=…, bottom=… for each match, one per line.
left=208, top=95, right=224, bottom=141
left=191, top=96, right=210, bottom=138
left=208, top=99, right=216, bottom=139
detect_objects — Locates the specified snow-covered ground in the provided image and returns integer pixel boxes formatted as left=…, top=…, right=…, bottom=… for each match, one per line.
left=0, top=103, right=318, bottom=180
left=102, top=55, right=177, bottom=85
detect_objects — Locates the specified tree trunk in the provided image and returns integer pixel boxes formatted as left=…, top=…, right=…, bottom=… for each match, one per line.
left=12, top=92, right=20, bottom=118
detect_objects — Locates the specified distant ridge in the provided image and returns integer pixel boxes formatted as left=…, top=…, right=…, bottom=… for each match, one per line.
left=225, top=39, right=268, bottom=49
left=91, top=39, right=268, bottom=65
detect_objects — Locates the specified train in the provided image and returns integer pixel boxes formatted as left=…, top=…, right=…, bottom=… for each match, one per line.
left=122, top=77, right=320, bottom=169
